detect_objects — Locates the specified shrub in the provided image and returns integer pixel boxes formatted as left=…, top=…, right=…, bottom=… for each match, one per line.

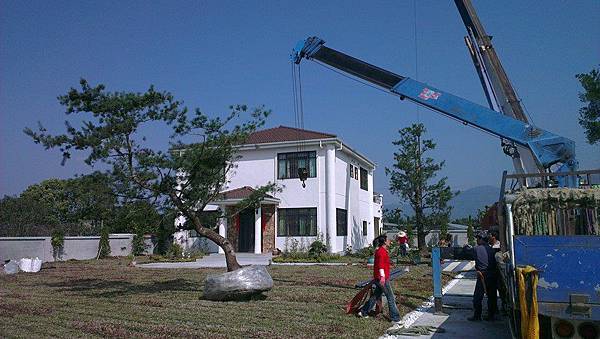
left=410, top=249, right=422, bottom=264
left=467, top=222, right=475, bottom=246
left=286, top=238, right=300, bottom=254
left=308, top=238, right=327, bottom=258
left=98, top=227, right=111, bottom=258
left=51, top=229, right=65, bottom=260
left=355, top=244, right=375, bottom=259
left=166, top=243, right=183, bottom=259
left=273, top=252, right=343, bottom=263
left=183, top=248, right=205, bottom=260
left=153, top=221, right=174, bottom=255
left=132, top=229, right=146, bottom=256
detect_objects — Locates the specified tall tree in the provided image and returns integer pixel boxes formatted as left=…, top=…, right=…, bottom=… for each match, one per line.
left=386, top=123, right=457, bottom=252
left=382, top=207, right=405, bottom=226
left=25, top=79, right=275, bottom=271
left=0, top=173, right=116, bottom=232
left=576, top=66, right=600, bottom=145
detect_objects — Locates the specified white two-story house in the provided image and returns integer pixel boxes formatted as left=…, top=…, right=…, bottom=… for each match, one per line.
left=178, top=126, right=383, bottom=254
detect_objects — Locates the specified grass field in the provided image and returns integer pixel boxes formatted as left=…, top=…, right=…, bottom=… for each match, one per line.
left=0, top=258, right=454, bottom=338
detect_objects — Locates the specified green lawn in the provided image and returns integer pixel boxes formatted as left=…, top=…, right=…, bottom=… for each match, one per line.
left=0, top=258, right=454, bottom=338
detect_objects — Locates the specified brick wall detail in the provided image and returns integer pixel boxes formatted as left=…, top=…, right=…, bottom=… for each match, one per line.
left=261, top=204, right=275, bottom=254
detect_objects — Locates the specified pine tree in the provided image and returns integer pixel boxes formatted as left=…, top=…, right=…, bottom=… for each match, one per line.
left=576, top=66, right=600, bottom=145
left=386, top=123, right=458, bottom=252
left=25, top=79, right=277, bottom=272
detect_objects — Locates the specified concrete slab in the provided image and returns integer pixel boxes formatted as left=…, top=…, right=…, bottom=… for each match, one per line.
left=384, top=269, right=511, bottom=339
left=138, top=253, right=272, bottom=269
left=442, top=260, right=475, bottom=272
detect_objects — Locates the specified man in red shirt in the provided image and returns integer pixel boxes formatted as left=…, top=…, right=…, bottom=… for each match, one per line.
left=397, top=230, right=409, bottom=256
left=358, top=235, right=401, bottom=324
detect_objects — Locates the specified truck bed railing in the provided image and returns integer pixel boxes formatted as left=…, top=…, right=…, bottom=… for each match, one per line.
left=501, top=169, right=600, bottom=194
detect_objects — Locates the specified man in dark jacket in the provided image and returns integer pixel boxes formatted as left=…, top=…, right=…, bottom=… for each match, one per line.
left=468, top=231, right=498, bottom=321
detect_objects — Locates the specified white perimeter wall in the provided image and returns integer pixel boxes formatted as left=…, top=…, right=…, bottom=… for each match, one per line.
left=0, top=234, right=155, bottom=263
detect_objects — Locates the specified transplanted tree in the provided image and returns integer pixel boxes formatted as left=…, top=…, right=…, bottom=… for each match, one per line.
left=25, top=79, right=276, bottom=271
left=386, top=123, right=457, bottom=252
left=576, top=66, right=600, bottom=145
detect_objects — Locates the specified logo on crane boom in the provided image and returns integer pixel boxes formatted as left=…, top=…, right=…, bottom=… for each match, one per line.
left=418, top=88, right=441, bottom=101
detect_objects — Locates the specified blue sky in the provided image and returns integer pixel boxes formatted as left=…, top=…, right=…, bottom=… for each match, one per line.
left=1, top=1, right=599, bottom=204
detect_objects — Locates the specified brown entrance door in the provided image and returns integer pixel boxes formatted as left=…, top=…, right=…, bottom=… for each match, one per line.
left=238, top=209, right=255, bottom=252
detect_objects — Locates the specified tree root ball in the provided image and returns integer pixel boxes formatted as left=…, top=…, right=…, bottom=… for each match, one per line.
left=203, top=265, right=273, bottom=301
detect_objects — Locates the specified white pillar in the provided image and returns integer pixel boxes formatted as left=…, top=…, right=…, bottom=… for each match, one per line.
left=254, top=205, right=262, bottom=254
left=326, top=145, right=337, bottom=253
left=367, top=170, right=375, bottom=245
left=218, top=205, right=227, bottom=254
left=346, top=170, right=353, bottom=251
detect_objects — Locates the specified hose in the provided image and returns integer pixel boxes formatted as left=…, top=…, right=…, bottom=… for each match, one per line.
left=517, top=266, right=539, bottom=339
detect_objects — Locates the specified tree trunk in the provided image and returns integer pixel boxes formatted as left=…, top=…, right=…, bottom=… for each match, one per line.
left=195, top=225, right=241, bottom=272
left=169, top=192, right=242, bottom=272
left=415, top=207, right=426, bottom=253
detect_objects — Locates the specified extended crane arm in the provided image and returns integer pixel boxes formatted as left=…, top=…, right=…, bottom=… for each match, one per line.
left=291, top=36, right=577, bottom=171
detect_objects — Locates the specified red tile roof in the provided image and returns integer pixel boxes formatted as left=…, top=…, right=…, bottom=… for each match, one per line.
left=244, top=126, right=335, bottom=145
left=218, top=186, right=275, bottom=200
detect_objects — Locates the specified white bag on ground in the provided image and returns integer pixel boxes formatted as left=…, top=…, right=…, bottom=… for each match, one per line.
left=3, top=260, right=19, bottom=274
left=18, top=257, right=42, bottom=273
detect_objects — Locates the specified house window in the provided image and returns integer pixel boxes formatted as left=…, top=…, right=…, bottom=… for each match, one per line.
left=277, top=208, right=317, bottom=236
left=362, top=221, right=368, bottom=236
left=354, top=167, right=358, bottom=180
left=277, top=151, right=317, bottom=179
left=350, top=165, right=354, bottom=179
left=360, top=167, right=368, bottom=190
left=336, top=208, right=348, bottom=236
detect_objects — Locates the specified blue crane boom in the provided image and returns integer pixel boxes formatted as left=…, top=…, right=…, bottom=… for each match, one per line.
left=455, top=0, right=544, bottom=180
left=291, top=36, right=578, bottom=178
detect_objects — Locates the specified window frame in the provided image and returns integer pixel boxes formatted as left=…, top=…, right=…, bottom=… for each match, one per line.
left=360, top=167, right=368, bottom=190
left=277, top=151, right=317, bottom=180
left=362, top=220, right=368, bottom=236
left=336, top=208, right=348, bottom=236
left=277, top=207, right=317, bottom=237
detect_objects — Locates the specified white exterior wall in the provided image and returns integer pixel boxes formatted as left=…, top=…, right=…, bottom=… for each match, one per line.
left=206, top=140, right=378, bottom=254
left=334, top=151, right=374, bottom=251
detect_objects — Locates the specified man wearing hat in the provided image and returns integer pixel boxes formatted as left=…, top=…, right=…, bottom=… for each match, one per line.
left=468, top=231, right=498, bottom=321
left=396, top=230, right=409, bottom=256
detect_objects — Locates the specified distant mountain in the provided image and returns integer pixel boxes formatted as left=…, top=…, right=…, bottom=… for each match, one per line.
left=450, top=185, right=500, bottom=219
left=383, top=185, right=500, bottom=220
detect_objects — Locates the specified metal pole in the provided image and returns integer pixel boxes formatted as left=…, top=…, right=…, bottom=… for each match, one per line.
left=432, top=246, right=446, bottom=315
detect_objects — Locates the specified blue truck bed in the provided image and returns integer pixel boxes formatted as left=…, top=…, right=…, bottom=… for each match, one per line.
left=514, top=235, right=600, bottom=320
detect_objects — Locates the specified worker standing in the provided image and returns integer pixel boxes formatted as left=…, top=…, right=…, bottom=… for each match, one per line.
left=489, top=231, right=501, bottom=252
left=489, top=230, right=506, bottom=314
left=468, top=231, right=498, bottom=321
left=397, top=231, right=409, bottom=256
left=358, top=235, right=402, bottom=325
